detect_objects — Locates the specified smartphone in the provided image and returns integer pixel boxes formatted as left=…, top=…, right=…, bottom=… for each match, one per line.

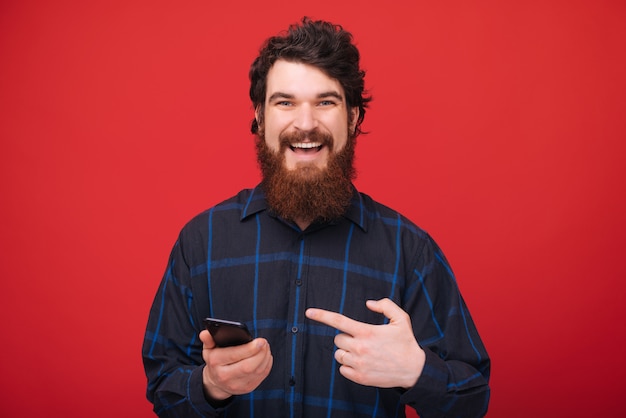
left=203, top=318, right=253, bottom=347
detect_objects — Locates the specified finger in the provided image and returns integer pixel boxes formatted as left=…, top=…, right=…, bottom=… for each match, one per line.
left=223, top=338, right=268, bottom=365
left=200, top=329, right=216, bottom=349
left=232, top=341, right=271, bottom=373
left=365, top=298, right=409, bottom=324
left=334, top=332, right=352, bottom=350
left=258, top=347, right=274, bottom=376
left=334, top=348, right=348, bottom=365
left=337, top=363, right=363, bottom=385
left=249, top=344, right=273, bottom=379
left=206, top=338, right=267, bottom=368
left=305, top=308, right=363, bottom=335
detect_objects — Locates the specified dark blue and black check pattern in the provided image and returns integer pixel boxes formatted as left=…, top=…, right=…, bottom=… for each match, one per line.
left=143, top=186, right=490, bottom=417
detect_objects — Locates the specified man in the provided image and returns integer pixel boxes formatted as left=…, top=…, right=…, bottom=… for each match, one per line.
left=143, top=17, right=490, bottom=417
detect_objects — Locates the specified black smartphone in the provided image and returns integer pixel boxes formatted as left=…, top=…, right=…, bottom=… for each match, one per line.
left=203, top=318, right=253, bottom=347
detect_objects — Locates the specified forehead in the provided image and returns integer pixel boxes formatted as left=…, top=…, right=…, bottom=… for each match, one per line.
left=265, top=60, right=345, bottom=100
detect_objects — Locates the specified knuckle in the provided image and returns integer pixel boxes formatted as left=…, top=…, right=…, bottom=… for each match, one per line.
left=206, top=356, right=220, bottom=368
left=213, top=367, right=227, bottom=384
left=240, top=362, right=256, bottom=375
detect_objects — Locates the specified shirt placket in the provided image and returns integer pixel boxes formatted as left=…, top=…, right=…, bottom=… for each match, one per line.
left=284, top=231, right=310, bottom=418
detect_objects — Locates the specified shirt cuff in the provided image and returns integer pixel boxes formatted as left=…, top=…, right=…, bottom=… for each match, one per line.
left=188, top=365, right=232, bottom=416
left=399, top=348, right=447, bottom=410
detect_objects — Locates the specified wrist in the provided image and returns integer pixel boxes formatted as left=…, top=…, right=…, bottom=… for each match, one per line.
left=202, top=365, right=232, bottom=404
left=401, top=345, right=426, bottom=389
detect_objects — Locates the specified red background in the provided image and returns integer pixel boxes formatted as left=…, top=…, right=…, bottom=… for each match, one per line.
left=1, top=1, right=625, bottom=417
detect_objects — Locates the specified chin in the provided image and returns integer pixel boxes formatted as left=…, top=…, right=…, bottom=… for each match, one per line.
left=290, top=159, right=327, bottom=170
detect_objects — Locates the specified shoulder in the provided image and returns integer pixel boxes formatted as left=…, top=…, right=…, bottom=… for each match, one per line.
left=357, top=191, right=452, bottom=265
left=358, top=191, right=430, bottom=241
left=179, top=188, right=258, bottom=236
left=358, top=192, right=453, bottom=274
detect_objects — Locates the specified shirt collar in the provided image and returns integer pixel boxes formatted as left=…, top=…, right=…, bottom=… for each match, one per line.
left=240, top=184, right=368, bottom=232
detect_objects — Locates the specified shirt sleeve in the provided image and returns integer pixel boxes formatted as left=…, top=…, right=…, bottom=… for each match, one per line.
left=142, top=233, right=225, bottom=417
left=400, top=234, right=491, bottom=417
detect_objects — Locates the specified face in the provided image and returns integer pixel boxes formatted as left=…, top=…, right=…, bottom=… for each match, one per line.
left=256, top=60, right=359, bottom=171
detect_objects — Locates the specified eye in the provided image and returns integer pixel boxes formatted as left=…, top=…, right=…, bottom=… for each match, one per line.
left=318, top=100, right=335, bottom=106
left=276, top=101, right=293, bottom=107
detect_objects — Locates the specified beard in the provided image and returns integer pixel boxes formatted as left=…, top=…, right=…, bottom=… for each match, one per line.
left=256, top=129, right=356, bottom=225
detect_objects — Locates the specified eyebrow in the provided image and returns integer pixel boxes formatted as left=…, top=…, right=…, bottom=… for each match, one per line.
left=267, top=91, right=344, bottom=102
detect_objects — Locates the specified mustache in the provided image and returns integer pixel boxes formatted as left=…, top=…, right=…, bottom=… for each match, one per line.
left=278, top=129, right=334, bottom=149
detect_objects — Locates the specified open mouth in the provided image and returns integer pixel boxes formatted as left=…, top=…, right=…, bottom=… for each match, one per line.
left=289, top=142, right=324, bottom=153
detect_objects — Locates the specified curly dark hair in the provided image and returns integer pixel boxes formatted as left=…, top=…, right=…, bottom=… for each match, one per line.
left=249, top=17, right=371, bottom=137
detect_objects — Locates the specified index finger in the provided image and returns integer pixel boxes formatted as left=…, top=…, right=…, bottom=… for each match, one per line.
left=305, top=307, right=363, bottom=336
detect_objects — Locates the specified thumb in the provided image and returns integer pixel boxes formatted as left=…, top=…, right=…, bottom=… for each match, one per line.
left=366, top=298, right=406, bottom=324
left=199, top=329, right=217, bottom=349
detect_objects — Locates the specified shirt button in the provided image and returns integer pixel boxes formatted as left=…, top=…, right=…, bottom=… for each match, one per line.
left=291, top=326, right=298, bottom=334
left=296, top=279, right=302, bottom=286
left=289, top=376, right=296, bottom=386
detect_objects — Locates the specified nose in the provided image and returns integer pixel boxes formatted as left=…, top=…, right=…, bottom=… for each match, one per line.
left=293, top=104, right=318, bottom=131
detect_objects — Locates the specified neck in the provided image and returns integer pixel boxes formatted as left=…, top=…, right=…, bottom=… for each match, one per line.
left=294, top=217, right=312, bottom=231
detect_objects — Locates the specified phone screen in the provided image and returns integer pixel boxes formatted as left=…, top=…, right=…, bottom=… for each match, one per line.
left=203, top=318, right=253, bottom=347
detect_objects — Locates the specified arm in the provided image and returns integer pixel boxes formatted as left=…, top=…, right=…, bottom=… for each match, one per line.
left=305, top=236, right=490, bottom=417
left=401, top=235, right=490, bottom=417
left=142, top=239, right=220, bottom=417
left=200, top=330, right=273, bottom=402
left=142, top=234, right=273, bottom=417
left=305, top=299, right=426, bottom=389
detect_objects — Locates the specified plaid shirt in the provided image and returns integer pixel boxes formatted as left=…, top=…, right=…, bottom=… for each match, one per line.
left=142, top=186, right=490, bottom=417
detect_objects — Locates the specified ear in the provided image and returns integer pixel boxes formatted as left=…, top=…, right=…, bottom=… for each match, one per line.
left=254, top=105, right=263, bottom=128
left=349, top=107, right=360, bottom=134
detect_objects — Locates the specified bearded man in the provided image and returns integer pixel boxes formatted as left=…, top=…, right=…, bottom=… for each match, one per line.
left=143, top=17, right=490, bottom=418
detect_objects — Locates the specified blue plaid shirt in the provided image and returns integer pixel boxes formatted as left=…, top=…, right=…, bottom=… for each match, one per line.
left=142, top=186, right=490, bottom=417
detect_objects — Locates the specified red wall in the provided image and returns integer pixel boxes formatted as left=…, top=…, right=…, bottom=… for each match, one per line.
left=1, top=1, right=625, bottom=416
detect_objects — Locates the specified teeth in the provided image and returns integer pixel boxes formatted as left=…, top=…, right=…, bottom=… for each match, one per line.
left=291, top=142, right=322, bottom=149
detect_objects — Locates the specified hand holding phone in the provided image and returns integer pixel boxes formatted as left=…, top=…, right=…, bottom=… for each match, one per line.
left=200, top=318, right=272, bottom=402
left=203, top=318, right=253, bottom=347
